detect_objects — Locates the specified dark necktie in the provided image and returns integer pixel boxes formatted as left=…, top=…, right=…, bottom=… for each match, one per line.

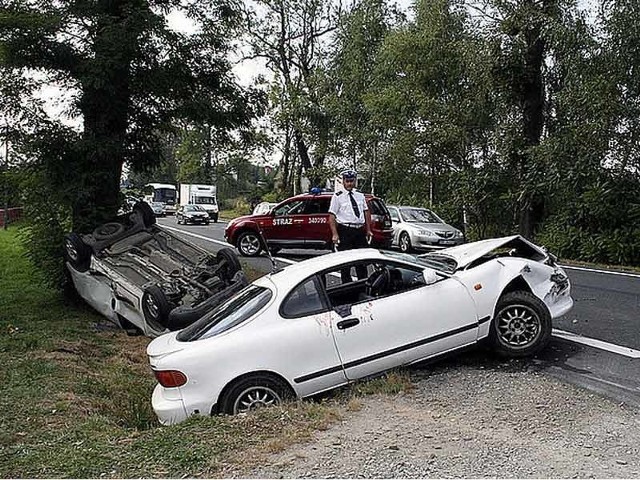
left=348, top=191, right=360, bottom=218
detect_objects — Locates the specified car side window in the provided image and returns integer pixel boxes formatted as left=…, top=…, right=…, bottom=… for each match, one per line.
left=389, top=208, right=400, bottom=222
left=273, top=200, right=305, bottom=216
left=281, top=277, right=327, bottom=318
left=303, top=198, right=330, bottom=214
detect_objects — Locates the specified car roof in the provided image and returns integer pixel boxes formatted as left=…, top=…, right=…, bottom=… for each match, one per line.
left=265, top=248, right=395, bottom=287
left=287, top=192, right=378, bottom=201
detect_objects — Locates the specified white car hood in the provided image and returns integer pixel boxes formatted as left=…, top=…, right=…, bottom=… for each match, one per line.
left=427, top=235, right=547, bottom=269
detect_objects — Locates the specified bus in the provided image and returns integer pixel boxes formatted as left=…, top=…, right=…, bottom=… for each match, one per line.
left=144, top=183, right=178, bottom=214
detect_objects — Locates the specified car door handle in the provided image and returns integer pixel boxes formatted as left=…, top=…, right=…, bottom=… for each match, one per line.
left=336, top=318, right=360, bottom=330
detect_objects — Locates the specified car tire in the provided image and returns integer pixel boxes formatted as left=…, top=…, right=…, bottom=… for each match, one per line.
left=399, top=232, right=412, bottom=253
left=141, top=285, right=173, bottom=329
left=237, top=231, right=263, bottom=257
left=93, top=222, right=126, bottom=241
left=64, top=233, right=92, bottom=272
left=216, top=248, right=242, bottom=279
left=489, top=291, right=552, bottom=358
left=212, top=213, right=218, bottom=223
left=219, top=373, right=293, bottom=415
left=133, top=202, right=156, bottom=228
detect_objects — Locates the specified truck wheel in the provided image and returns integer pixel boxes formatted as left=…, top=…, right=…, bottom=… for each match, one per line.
left=237, top=231, right=262, bottom=257
left=64, top=233, right=92, bottom=272
left=212, top=213, right=219, bottom=223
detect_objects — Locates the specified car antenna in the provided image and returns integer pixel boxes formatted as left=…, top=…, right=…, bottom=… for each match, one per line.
left=255, top=223, right=282, bottom=274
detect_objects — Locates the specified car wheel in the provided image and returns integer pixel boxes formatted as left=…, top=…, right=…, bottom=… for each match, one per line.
left=489, top=291, right=552, bottom=358
left=93, top=222, right=125, bottom=241
left=220, top=374, right=293, bottom=415
left=133, top=202, right=156, bottom=227
left=216, top=248, right=242, bottom=279
left=237, top=231, right=263, bottom=257
left=64, top=233, right=92, bottom=272
left=141, top=285, right=173, bottom=329
left=399, top=232, right=412, bottom=253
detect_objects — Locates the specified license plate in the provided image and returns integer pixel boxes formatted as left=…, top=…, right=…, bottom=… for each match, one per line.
left=441, top=240, right=455, bottom=245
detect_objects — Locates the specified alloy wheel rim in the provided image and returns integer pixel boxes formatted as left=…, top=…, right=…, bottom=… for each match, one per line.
left=234, top=386, right=281, bottom=414
left=240, top=235, right=260, bottom=255
left=496, top=303, right=540, bottom=347
left=400, top=234, right=409, bottom=252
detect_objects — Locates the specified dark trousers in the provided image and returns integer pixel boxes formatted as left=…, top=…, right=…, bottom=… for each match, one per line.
left=337, top=223, right=368, bottom=282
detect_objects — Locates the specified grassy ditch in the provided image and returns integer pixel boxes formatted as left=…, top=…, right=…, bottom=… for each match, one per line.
left=0, top=226, right=409, bottom=478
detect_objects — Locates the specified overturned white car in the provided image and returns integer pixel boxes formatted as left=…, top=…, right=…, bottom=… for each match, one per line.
left=65, top=202, right=247, bottom=337
left=147, top=235, right=572, bottom=424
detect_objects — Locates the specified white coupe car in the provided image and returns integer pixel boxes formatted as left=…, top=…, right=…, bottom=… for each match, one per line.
left=147, top=235, right=573, bottom=425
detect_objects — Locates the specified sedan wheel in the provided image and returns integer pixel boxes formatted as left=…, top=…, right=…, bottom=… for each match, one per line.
left=220, top=374, right=292, bottom=415
left=399, top=232, right=412, bottom=253
left=237, top=231, right=262, bottom=257
left=490, top=291, right=551, bottom=357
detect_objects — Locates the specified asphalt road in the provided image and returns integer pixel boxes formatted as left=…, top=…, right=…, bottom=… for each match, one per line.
left=157, top=216, right=640, bottom=407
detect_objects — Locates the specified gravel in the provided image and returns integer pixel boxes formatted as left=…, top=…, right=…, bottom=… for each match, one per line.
left=225, top=354, right=640, bottom=478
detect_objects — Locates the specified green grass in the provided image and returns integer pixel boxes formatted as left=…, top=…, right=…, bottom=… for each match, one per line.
left=0, top=226, right=409, bottom=478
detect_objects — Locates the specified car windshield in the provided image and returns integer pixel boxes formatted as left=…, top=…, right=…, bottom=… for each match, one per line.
left=400, top=208, right=441, bottom=223
left=177, top=285, right=272, bottom=341
left=381, top=250, right=457, bottom=274
left=184, top=205, right=204, bottom=212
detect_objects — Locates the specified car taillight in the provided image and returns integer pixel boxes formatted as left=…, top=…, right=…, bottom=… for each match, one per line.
left=153, top=369, right=188, bottom=388
left=384, top=214, right=392, bottom=228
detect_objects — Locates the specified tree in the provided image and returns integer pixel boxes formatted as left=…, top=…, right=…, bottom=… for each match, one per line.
left=0, top=0, right=263, bottom=232
left=242, top=0, right=339, bottom=190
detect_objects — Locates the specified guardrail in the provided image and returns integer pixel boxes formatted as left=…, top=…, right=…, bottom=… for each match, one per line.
left=0, top=207, right=23, bottom=227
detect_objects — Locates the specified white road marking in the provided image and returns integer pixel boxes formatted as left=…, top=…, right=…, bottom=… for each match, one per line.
left=552, top=329, right=640, bottom=359
left=160, top=224, right=229, bottom=247
left=162, top=221, right=640, bottom=358
left=560, top=264, right=640, bottom=278
left=160, top=224, right=298, bottom=265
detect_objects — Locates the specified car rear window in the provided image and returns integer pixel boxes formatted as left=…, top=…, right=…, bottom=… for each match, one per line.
left=177, top=285, right=272, bottom=341
left=368, top=198, right=388, bottom=215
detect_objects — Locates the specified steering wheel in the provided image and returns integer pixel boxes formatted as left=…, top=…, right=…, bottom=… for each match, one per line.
left=366, top=267, right=390, bottom=297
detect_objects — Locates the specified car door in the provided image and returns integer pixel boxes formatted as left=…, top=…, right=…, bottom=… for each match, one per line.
left=301, top=197, right=331, bottom=249
left=388, top=207, right=401, bottom=245
left=263, top=199, right=306, bottom=249
left=327, top=261, right=479, bottom=381
left=276, top=276, right=348, bottom=397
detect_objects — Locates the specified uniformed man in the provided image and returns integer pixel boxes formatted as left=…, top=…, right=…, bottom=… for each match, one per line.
left=329, top=169, right=373, bottom=251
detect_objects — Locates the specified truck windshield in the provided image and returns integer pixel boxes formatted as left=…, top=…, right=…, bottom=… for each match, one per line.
left=153, top=188, right=176, bottom=203
left=194, top=196, right=216, bottom=205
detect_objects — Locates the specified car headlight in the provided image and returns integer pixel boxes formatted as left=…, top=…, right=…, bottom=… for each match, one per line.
left=418, top=229, right=436, bottom=237
left=454, top=230, right=463, bottom=238
left=203, top=213, right=210, bottom=218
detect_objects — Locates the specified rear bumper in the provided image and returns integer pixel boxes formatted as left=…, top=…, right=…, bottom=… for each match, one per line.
left=152, top=384, right=189, bottom=425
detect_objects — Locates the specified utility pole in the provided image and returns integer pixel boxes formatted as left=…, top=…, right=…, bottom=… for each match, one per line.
left=2, top=123, right=9, bottom=230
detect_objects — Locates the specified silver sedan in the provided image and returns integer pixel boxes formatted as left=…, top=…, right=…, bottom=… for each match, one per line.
left=388, top=205, right=464, bottom=253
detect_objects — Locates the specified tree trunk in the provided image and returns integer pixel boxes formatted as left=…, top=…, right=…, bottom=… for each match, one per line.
left=73, top=0, right=134, bottom=232
left=517, top=3, right=548, bottom=239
